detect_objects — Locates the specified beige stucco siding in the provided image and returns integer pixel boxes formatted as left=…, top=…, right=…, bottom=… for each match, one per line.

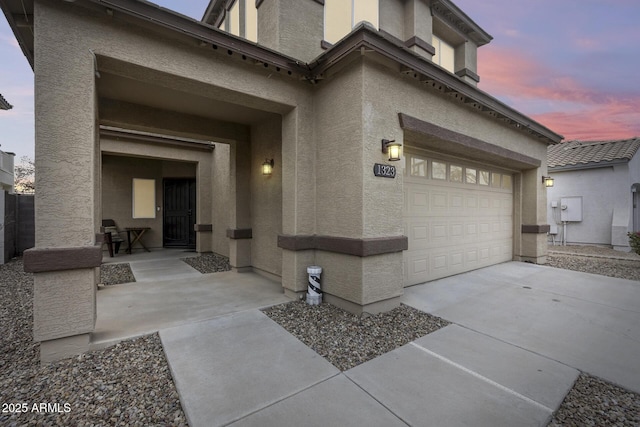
left=314, top=60, right=365, bottom=238
left=251, top=118, right=283, bottom=275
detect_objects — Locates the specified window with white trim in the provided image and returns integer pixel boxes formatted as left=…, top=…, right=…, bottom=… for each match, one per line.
left=219, top=0, right=258, bottom=43
left=324, top=0, right=379, bottom=44
left=432, top=35, right=455, bottom=73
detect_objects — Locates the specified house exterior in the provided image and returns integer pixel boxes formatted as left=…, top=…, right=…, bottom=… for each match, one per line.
left=1, top=0, right=561, bottom=361
left=547, top=138, right=640, bottom=251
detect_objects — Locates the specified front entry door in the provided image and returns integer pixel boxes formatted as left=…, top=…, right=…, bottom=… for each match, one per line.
left=163, top=179, right=196, bottom=248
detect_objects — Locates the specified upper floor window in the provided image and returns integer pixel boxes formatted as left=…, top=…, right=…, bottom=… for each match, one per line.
left=432, top=35, right=455, bottom=73
left=325, top=0, right=379, bottom=44
left=219, top=0, right=258, bottom=43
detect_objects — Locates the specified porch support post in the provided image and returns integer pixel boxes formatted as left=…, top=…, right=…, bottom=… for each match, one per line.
left=196, top=158, right=213, bottom=253
left=228, top=139, right=252, bottom=269
left=280, top=105, right=316, bottom=298
left=517, top=167, right=549, bottom=264
left=25, top=0, right=99, bottom=362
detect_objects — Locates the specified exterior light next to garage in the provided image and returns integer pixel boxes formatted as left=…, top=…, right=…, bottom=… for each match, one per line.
left=382, top=139, right=402, bottom=161
left=543, top=176, right=554, bottom=187
left=262, top=158, right=274, bottom=176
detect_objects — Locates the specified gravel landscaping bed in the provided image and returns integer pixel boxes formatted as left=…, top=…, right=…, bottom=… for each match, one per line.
left=263, top=300, right=449, bottom=371
left=3, top=246, right=639, bottom=426
left=181, top=252, right=231, bottom=274
left=549, top=374, right=640, bottom=427
left=0, top=259, right=187, bottom=426
left=547, top=245, right=640, bottom=281
left=100, top=263, right=136, bottom=286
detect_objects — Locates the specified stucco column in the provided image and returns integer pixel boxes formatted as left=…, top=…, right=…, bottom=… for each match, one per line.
left=403, top=0, right=434, bottom=59
left=257, top=0, right=323, bottom=63
left=227, top=139, right=252, bottom=269
left=280, top=104, right=316, bottom=298
left=518, top=168, right=549, bottom=263
left=195, top=159, right=213, bottom=253
left=23, top=0, right=101, bottom=362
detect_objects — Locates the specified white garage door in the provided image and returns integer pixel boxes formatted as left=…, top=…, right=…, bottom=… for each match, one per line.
left=403, top=152, right=513, bottom=287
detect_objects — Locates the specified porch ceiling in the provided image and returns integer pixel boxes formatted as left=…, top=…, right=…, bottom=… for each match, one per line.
left=97, top=71, right=277, bottom=126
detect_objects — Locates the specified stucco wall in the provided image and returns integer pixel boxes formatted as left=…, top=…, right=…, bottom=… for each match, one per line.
left=546, top=165, right=629, bottom=246
left=102, top=155, right=197, bottom=249
left=251, top=118, right=283, bottom=275
left=313, top=60, right=364, bottom=238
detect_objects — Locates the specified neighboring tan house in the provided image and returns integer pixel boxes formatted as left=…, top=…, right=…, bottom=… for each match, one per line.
left=0, top=93, right=15, bottom=192
left=1, top=0, right=561, bottom=361
left=547, top=138, right=640, bottom=251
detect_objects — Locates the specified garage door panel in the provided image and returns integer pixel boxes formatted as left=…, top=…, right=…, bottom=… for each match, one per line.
left=404, top=154, right=513, bottom=287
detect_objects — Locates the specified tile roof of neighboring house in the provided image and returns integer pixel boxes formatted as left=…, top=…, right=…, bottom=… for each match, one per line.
left=548, top=138, right=640, bottom=169
left=0, top=93, right=12, bottom=110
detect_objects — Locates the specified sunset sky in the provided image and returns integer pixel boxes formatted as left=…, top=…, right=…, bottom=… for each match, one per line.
left=1, top=0, right=639, bottom=160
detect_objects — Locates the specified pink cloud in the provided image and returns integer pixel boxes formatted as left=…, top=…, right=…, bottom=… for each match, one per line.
left=478, top=46, right=640, bottom=140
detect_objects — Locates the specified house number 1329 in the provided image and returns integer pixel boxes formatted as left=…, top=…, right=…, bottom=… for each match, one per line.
left=373, top=163, right=396, bottom=178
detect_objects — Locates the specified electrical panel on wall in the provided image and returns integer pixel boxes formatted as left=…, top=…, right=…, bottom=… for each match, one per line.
left=560, top=196, right=583, bottom=222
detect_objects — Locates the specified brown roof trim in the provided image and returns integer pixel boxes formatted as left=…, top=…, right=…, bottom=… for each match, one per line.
left=92, top=0, right=310, bottom=76
left=6, top=0, right=561, bottom=143
left=99, top=125, right=215, bottom=151
left=431, top=0, right=492, bottom=47
left=0, top=0, right=34, bottom=68
left=399, top=113, right=541, bottom=169
left=310, top=24, right=563, bottom=144
left=278, top=234, right=408, bottom=257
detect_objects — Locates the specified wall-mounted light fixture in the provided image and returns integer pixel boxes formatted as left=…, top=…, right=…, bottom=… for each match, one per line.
left=262, top=158, right=274, bottom=176
left=382, top=139, right=402, bottom=161
left=542, top=176, right=554, bottom=187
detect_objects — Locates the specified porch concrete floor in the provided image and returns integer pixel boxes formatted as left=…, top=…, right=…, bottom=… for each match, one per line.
left=92, top=249, right=291, bottom=350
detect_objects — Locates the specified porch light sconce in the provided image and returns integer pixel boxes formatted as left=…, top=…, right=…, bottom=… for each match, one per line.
left=542, top=176, right=554, bottom=187
left=382, top=139, right=402, bottom=161
left=262, top=158, right=274, bottom=176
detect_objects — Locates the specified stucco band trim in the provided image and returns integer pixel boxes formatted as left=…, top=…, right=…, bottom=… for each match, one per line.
left=227, top=228, right=253, bottom=239
left=278, top=235, right=408, bottom=257
left=455, top=68, right=480, bottom=83
left=194, top=224, right=213, bottom=232
left=24, top=246, right=103, bottom=273
left=404, top=36, right=436, bottom=56
left=398, top=113, right=541, bottom=169
left=521, top=224, right=551, bottom=234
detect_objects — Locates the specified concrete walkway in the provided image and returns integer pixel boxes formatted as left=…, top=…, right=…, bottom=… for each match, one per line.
left=92, top=250, right=290, bottom=349
left=159, top=262, right=640, bottom=427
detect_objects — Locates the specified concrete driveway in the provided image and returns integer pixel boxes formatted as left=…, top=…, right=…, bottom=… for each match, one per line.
left=402, top=261, right=640, bottom=394
left=159, top=261, right=640, bottom=426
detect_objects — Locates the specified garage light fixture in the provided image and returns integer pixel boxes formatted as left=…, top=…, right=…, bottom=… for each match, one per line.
left=542, top=176, right=554, bottom=187
left=382, top=139, right=402, bottom=161
left=262, top=158, right=274, bottom=176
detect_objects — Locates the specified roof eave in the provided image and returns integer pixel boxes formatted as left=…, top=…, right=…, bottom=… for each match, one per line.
left=310, top=24, right=562, bottom=144
left=549, top=158, right=630, bottom=172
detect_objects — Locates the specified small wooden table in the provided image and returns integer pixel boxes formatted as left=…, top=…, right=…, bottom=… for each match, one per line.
left=125, top=227, right=151, bottom=254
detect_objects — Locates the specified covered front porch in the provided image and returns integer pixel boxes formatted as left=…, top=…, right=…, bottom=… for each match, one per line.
left=93, top=248, right=290, bottom=350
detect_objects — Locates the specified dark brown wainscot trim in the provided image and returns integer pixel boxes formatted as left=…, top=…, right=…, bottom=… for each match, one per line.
left=278, top=235, right=408, bottom=257
left=521, top=224, right=551, bottom=234
left=455, top=67, right=480, bottom=83
left=24, top=246, right=103, bottom=273
left=226, top=228, right=253, bottom=239
left=404, top=36, right=436, bottom=56
left=194, top=224, right=213, bottom=232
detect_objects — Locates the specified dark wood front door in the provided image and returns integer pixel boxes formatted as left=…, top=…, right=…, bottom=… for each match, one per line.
left=163, top=179, right=196, bottom=248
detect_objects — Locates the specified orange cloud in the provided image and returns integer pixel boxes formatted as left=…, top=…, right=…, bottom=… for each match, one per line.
left=477, top=46, right=640, bottom=140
